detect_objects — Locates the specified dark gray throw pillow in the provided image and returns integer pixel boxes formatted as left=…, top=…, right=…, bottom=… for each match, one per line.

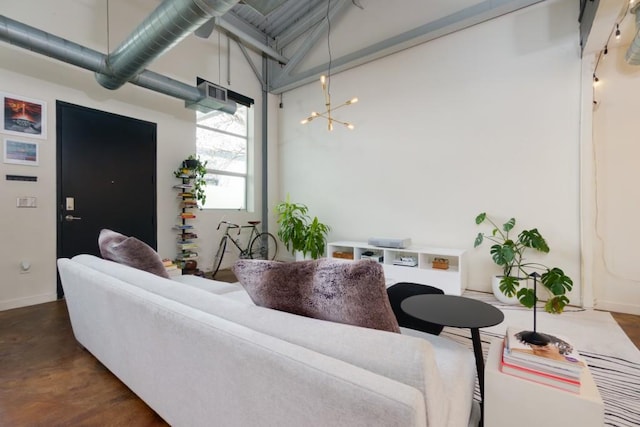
left=98, top=229, right=169, bottom=278
left=232, top=258, right=400, bottom=333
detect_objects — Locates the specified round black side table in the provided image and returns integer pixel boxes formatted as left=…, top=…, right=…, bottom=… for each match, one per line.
left=401, top=294, right=504, bottom=426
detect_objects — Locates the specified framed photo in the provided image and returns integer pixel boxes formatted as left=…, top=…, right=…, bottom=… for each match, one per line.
left=4, top=138, right=39, bottom=166
left=1, top=93, right=47, bottom=139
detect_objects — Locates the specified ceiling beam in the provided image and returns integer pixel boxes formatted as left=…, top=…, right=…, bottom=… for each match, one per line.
left=267, top=0, right=545, bottom=94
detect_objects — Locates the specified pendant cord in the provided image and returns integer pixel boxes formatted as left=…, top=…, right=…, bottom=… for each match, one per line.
left=326, top=0, right=331, bottom=98
left=106, top=0, right=110, bottom=52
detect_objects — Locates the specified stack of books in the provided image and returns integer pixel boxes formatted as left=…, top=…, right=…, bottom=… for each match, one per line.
left=162, top=259, right=181, bottom=277
left=500, top=326, right=585, bottom=393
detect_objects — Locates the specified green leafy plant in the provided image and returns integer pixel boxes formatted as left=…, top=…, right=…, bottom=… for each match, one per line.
left=275, top=195, right=331, bottom=259
left=174, top=154, right=208, bottom=206
left=474, top=212, right=573, bottom=314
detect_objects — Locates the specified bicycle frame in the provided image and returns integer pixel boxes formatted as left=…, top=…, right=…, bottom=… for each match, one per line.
left=223, top=223, right=260, bottom=257
left=212, top=220, right=278, bottom=277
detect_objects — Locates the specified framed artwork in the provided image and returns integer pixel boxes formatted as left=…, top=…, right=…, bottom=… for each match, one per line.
left=4, top=138, right=39, bottom=166
left=1, top=93, right=47, bottom=139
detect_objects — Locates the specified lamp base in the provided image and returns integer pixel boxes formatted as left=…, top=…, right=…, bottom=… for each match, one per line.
left=518, top=331, right=551, bottom=346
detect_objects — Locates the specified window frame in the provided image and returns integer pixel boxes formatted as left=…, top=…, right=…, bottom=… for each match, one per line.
left=196, top=104, right=250, bottom=210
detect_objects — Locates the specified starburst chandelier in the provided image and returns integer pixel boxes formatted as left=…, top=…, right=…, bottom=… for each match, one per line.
left=300, top=0, right=358, bottom=131
left=300, top=75, right=358, bottom=131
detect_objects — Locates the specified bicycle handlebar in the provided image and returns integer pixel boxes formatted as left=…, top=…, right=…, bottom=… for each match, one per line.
left=217, top=220, right=244, bottom=236
left=217, top=220, right=260, bottom=236
left=217, top=220, right=239, bottom=230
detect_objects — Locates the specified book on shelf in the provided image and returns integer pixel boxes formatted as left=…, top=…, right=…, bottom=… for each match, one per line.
left=177, top=192, right=194, bottom=198
left=500, top=341, right=581, bottom=393
left=178, top=243, right=198, bottom=250
left=504, top=326, right=585, bottom=377
left=173, top=184, right=194, bottom=189
left=180, top=212, right=196, bottom=219
left=173, top=224, right=194, bottom=230
left=181, top=200, right=198, bottom=208
left=177, top=253, right=198, bottom=260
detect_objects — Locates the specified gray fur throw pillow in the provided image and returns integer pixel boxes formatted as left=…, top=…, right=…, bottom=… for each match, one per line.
left=98, top=229, right=169, bottom=278
left=232, top=258, right=400, bottom=333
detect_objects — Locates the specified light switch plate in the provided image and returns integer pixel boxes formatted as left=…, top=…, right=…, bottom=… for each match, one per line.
left=17, top=197, right=37, bottom=208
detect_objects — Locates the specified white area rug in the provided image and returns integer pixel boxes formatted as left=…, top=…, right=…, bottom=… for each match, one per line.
left=441, top=291, right=640, bottom=427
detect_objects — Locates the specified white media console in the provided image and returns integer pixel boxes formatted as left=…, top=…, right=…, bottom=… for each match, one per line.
left=326, top=241, right=468, bottom=295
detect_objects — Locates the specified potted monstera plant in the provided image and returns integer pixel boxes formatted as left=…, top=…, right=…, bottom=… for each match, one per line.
left=275, top=195, right=331, bottom=260
left=474, top=212, right=573, bottom=314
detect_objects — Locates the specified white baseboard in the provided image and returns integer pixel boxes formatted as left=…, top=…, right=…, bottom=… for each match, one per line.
left=595, top=299, right=640, bottom=316
left=0, top=293, right=57, bottom=311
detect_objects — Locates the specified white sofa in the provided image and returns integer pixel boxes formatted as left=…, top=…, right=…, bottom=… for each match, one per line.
left=57, top=254, right=480, bottom=427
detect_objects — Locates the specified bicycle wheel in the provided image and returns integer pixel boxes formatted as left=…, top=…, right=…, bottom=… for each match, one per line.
left=249, top=232, right=278, bottom=260
left=211, top=236, right=227, bottom=277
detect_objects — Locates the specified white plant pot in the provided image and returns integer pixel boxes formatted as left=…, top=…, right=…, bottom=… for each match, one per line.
left=491, top=275, right=520, bottom=305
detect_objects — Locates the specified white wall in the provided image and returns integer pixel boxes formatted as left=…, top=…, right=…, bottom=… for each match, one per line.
left=0, top=0, right=267, bottom=310
left=590, top=35, right=640, bottom=315
left=278, top=0, right=584, bottom=304
left=6, top=0, right=637, bottom=315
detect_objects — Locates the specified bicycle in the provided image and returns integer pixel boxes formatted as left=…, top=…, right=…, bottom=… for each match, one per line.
left=211, top=220, right=278, bottom=277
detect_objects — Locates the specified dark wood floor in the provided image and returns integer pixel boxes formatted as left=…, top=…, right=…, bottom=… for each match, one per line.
left=1, top=270, right=638, bottom=426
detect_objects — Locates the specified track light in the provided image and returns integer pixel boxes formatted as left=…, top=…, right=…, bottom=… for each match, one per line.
left=616, top=24, right=621, bottom=40
left=604, top=45, right=608, bottom=55
left=593, top=74, right=600, bottom=86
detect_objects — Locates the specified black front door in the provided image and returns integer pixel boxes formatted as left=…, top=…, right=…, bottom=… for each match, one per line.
left=56, top=101, right=157, bottom=297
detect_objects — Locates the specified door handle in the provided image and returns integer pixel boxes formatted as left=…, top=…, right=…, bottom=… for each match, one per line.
left=65, top=215, right=82, bottom=221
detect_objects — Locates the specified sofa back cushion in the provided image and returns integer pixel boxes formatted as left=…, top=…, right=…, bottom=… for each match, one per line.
left=232, top=258, right=400, bottom=333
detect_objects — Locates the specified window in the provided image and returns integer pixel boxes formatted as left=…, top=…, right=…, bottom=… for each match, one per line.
left=196, top=105, right=249, bottom=209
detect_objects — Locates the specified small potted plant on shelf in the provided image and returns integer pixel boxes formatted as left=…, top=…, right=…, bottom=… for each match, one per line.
left=174, top=154, right=208, bottom=206
left=275, top=195, right=331, bottom=260
left=473, top=212, right=573, bottom=314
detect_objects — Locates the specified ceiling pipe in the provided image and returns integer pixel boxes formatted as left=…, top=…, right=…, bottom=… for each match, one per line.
left=95, top=0, right=239, bottom=90
left=625, top=3, right=640, bottom=65
left=0, top=14, right=236, bottom=114
left=215, top=17, right=289, bottom=64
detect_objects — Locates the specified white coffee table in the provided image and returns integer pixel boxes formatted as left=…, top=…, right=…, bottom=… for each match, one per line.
left=484, top=338, right=604, bottom=427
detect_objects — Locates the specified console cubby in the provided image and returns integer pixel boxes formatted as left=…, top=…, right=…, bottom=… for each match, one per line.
left=326, top=241, right=467, bottom=295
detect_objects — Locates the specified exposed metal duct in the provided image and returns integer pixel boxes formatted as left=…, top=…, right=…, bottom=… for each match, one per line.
left=0, top=13, right=236, bottom=114
left=625, top=3, right=640, bottom=65
left=96, top=0, right=239, bottom=90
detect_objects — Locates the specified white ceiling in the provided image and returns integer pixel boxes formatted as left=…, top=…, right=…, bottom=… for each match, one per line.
left=209, top=0, right=547, bottom=93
